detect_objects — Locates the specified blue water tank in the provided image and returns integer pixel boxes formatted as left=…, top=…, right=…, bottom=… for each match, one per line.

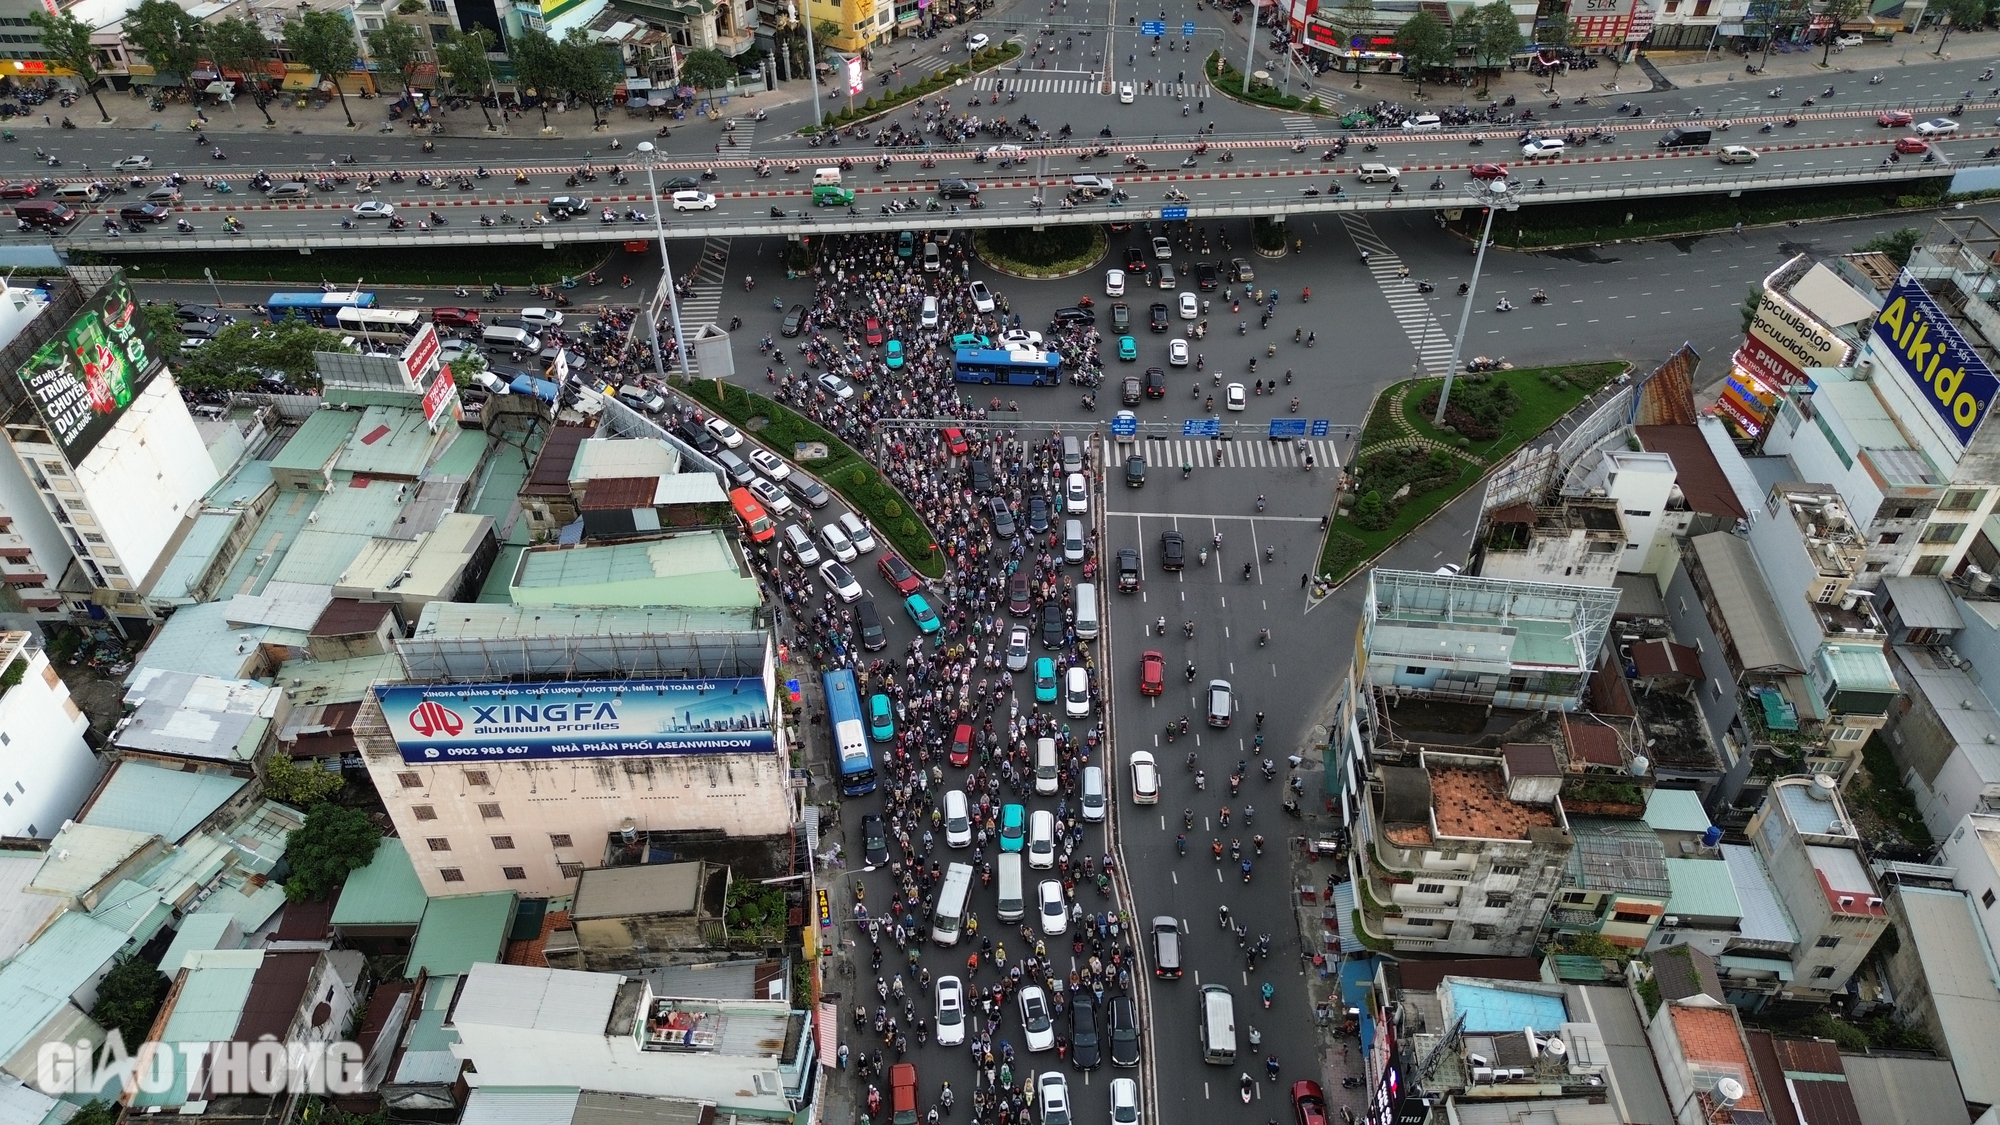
left=1701, top=825, right=1724, bottom=848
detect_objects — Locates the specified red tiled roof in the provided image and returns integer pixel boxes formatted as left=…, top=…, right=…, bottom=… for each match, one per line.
left=1633, top=638, right=1703, bottom=679
left=273, top=900, right=334, bottom=942
left=1564, top=720, right=1624, bottom=767
left=579, top=477, right=661, bottom=511
left=1503, top=744, right=1562, bottom=777
left=525, top=426, right=593, bottom=497
left=309, top=597, right=395, bottom=637
left=1636, top=424, right=1747, bottom=521
left=234, top=951, right=319, bottom=1043
left=1670, top=1006, right=1762, bottom=1112
left=1744, top=1031, right=1799, bottom=1125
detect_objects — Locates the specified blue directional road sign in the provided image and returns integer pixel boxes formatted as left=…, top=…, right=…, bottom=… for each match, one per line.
left=1311, top=418, right=1331, bottom=437
left=1183, top=419, right=1221, bottom=437
left=1269, top=419, right=1308, bottom=438
left=1140, top=20, right=1165, bottom=34
left=1182, top=20, right=1197, bottom=35
left=1111, top=414, right=1138, bottom=437
left=1162, top=206, right=1188, bottom=221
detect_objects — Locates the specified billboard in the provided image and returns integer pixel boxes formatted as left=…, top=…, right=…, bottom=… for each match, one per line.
left=1568, top=0, right=1637, bottom=45
left=1749, top=294, right=1852, bottom=375
left=16, top=277, right=164, bottom=464
left=1874, top=273, right=2000, bottom=448
left=374, top=677, right=774, bottom=763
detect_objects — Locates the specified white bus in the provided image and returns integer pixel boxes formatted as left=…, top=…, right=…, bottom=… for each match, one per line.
left=1199, top=984, right=1237, bottom=1064
left=335, top=305, right=423, bottom=342
left=930, top=862, right=975, bottom=946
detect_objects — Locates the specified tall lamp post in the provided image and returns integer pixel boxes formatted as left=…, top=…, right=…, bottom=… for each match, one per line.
left=1434, top=179, right=1518, bottom=424
left=637, top=142, right=694, bottom=380
left=796, top=1, right=824, bottom=129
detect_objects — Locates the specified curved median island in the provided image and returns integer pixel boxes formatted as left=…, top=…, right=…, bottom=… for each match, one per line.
left=802, top=42, right=1025, bottom=135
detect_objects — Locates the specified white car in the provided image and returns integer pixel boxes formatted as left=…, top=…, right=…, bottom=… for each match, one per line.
left=837, top=511, right=877, bottom=553
left=1028, top=809, right=1056, bottom=867
left=1037, top=879, right=1068, bottom=935
left=819, top=521, right=858, bottom=563
left=998, top=328, right=1043, bottom=348
left=671, top=189, right=718, bottom=211
left=1151, top=236, right=1172, bottom=260
left=784, top=524, right=821, bottom=566
left=1522, top=139, right=1567, bottom=159
left=1108, top=1079, right=1139, bottom=1125
left=1038, top=1072, right=1071, bottom=1125
left=943, top=789, right=972, bottom=847
left=1006, top=624, right=1031, bottom=672
left=112, top=155, right=152, bottom=172
left=817, top=559, right=862, bottom=602
left=1105, top=268, right=1126, bottom=297
left=1019, top=986, right=1056, bottom=1051
left=1717, top=144, right=1759, bottom=165
left=1916, top=118, right=1960, bottom=136
left=518, top=307, right=564, bottom=329
left=967, top=33, right=990, bottom=50
left=748, top=447, right=792, bottom=481
left=1064, top=665, right=1091, bottom=718
left=1178, top=291, right=1198, bottom=319
left=1064, top=472, right=1089, bottom=516
left=816, top=372, right=855, bottom=400
left=1226, top=382, right=1246, bottom=411
left=1401, top=113, right=1442, bottom=131
left=747, top=476, right=794, bottom=516
left=935, top=975, right=966, bottom=1046
left=1119, top=83, right=1135, bottom=104
left=1834, top=32, right=1864, bottom=46
left=921, top=294, right=940, bottom=328
left=1130, top=750, right=1159, bottom=804
left=969, top=280, right=996, bottom=313
left=351, top=200, right=395, bottom=218
left=1169, top=339, right=1189, bottom=366
left=705, top=417, right=744, bottom=448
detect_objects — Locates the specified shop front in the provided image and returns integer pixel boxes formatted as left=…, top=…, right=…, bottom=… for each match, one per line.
left=1303, top=22, right=1403, bottom=73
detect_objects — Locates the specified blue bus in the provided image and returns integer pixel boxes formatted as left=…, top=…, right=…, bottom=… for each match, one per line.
left=953, top=347, right=1063, bottom=386
left=825, top=669, right=875, bottom=796
left=266, top=291, right=377, bottom=327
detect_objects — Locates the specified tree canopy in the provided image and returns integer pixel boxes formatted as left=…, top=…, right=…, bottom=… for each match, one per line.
left=284, top=803, right=382, bottom=902
left=206, top=17, right=276, bottom=124
left=1393, top=10, right=1453, bottom=78
left=680, top=48, right=736, bottom=92
left=435, top=28, right=496, bottom=127
left=90, top=959, right=170, bottom=1046
left=363, top=21, right=425, bottom=92
left=282, top=11, right=361, bottom=126
left=1468, top=1, right=1523, bottom=74
left=124, top=0, right=205, bottom=94
left=174, top=319, right=351, bottom=392
left=30, top=10, right=109, bottom=122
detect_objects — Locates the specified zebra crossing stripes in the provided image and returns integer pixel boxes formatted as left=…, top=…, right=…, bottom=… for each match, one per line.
left=1280, top=115, right=1320, bottom=135
left=670, top=235, right=733, bottom=372
left=1135, top=437, right=1341, bottom=470
left=1340, top=214, right=1457, bottom=376
left=968, top=75, right=1211, bottom=97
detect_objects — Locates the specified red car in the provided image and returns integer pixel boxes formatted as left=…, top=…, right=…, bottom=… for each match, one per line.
left=0, top=181, right=37, bottom=199
left=1469, top=163, right=1508, bottom=181
left=1292, top=1081, right=1327, bottom=1125
left=1879, top=110, right=1914, bottom=127
left=432, top=307, right=480, bottom=328
left=1139, top=650, right=1165, bottom=696
left=950, top=722, right=974, bottom=767
left=1895, top=137, right=1929, bottom=155
left=877, top=552, right=922, bottom=594
left=943, top=427, right=969, bottom=456
left=865, top=316, right=885, bottom=346
left=889, top=1062, right=918, bottom=1125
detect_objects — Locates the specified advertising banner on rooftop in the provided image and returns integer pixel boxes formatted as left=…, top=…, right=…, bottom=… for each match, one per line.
left=15, top=277, right=165, bottom=465
left=1748, top=293, right=1852, bottom=376
left=374, top=677, right=774, bottom=762
left=1874, top=272, right=2000, bottom=448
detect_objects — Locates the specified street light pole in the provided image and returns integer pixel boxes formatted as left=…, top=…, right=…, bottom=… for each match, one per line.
left=798, top=2, right=825, bottom=129
left=1241, top=5, right=1258, bottom=95
left=637, top=142, right=694, bottom=380
left=1434, top=181, right=1515, bottom=425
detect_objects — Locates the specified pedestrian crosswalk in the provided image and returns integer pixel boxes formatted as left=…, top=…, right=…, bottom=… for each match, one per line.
left=968, top=75, right=1212, bottom=98
left=1280, top=114, right=1320, bottom=135
left=1341, top=214, right=1456, bottom=376
left=1133, top=437, right=1341, bottom=470
left=671, top=235, right=733, bottom=372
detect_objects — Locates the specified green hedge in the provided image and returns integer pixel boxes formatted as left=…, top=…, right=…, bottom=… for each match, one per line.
left=804, top=43, right=1023, bottom=133
left=975, top=226, right=1108, bottom=278
left=680, top=378, right=945, bottom=578
left=1207, top=50, right=1313, bottom=112
left=1471, top=179, right=1950, bottom=249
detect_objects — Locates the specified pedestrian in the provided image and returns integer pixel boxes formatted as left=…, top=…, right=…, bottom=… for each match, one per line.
left=1301, top=573, right=1309, bottom=588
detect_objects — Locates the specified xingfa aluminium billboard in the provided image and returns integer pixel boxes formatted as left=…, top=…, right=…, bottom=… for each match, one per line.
left=1875, top=272, right=2000, bottom=448
left=375, top=678, right=774, bottom=763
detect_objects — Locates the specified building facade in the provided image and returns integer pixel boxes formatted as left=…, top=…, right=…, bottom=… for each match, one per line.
left=0, top=630, right=102, bottom=839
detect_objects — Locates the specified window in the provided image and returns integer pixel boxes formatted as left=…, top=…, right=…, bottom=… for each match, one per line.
left=550, top=833, right=574, bottom=848
left=1816, top=934, right=1841, bottom=949
left=502, top=866, right=527, bottom=880
left=1922, top=522, right=1966, bottom=545
left=1817, top=584, right=1839, bottom=604
left=413, top=805, right=437, bottom=820
left=440, top=868, right=464, bottom=882
left=1613, top=910, right=1653, bottom=924
left=1491, top=864, right=1522, bottom=876
left=479, top=802, right=502, bottom=819
left=1563, top=892, right=1590, bottom=904
left=426, top=838, right=451, bottom=851
left=1878, top=532, right=1902, bottom=545
left=1813, top=966, right=1836, bottom=980
left=464, top=770, right=490, bottom=786
left=1943, top=489, right=1985, bottom=511
left=1471, top=924, right=1497, bottom=940
left=1623, top=509, right=1652, bottom=518
left=1912, top=555, right=1948, bottom=577
left=1405, top=665, right=1427, bottom=675
left=1658, top=930, right=1679, bottom=945
left=1836, top=728, right=1866, bottom=742
left=1485, top=893, right=1511, bottom=909
left=398, top=772, right=423, bottom=788
left=1416, top=883, right=1446, bottom=895
left=560, top=862, right=585, bottom=878
left=1985, top=888, right=1996, bottom=909
left=1895, top=506, right=1919, bottom=519
left=429, top=0, right=447, bottom=9
left=491, top=836, right=515, bottom=850
left=1865, top=562, right=1886, bottom=573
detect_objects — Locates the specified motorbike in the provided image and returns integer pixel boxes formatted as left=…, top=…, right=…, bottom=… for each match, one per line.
left=1239, top=1075, right=1255, bottom=1105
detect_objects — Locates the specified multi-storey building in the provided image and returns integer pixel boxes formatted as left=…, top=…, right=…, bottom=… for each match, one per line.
left=1745, top=776, right=1887, bottom=1003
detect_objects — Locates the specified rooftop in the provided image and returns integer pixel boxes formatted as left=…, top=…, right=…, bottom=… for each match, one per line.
left=1441, top=979, right=1570, bottom=1035
left=0, top=911, right=133, bottom=1065
left=27, top=821, right=159, bottom=903
left=126, top=601, right=274, bottom=682
left=1566, top=818, right=1670, bottom=895
left=1776, top=777, right=1857, bottom=838
left=408, top=892, right=515, bottom=979
left=451, top=961, right=623, bottom=1035
left=115, top=669, right=278, bottom=763
left=133, top=949, right=263, bottom=1106
left=1889, top=646, right=2000, bottom=754
left=334, top=403, right=442, bottom=478
left=571, top=862, right=706, bottom=920
left=1664, top=857, right=1744, bottom=920
left=510, top=531, right=758, bottom=609
left=1636, top=424, right=1748, bottom=521
left=0, top=852, right=61, bottom=962
left=1669, top=1005, right=1761, bottom=1112
left=1430, top=764, right=1561, bottom=842
left=329, top=838, right=429, bottom=929
left=572, top=437, right=681, bottom=482
left=1689, top=532, right=1803, bottom=673
left=1365, top=570, right=1620, bottom=674
left=1806, top=846, right=1885, bottom=917
left=78, top=760, right=246, bottom=843
left=1633, top=638, right=1703, bottom=680
left=1653, top=945, right=1725, bottom=1003
left=524, top=426, right=594, bottom=498
left=1722, top=845, right=1801, bottom=947
left=1502, top=743, right=1562, bottom=778
left=1645, top=788, right=1714, bottom=835
left=1840, top=1052, right=1973, bottom=1125
left=223, top=580, right=335, bottom=633
left=1891, top=886, right=2000, bottom=1108
left=1883, top=575, right=1965, bottom=631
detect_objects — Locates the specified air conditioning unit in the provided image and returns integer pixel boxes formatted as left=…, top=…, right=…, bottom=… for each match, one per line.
left=1661, top=916, right=1680, bottom=928
left=1471, top=1067, right=1495, bottom=1084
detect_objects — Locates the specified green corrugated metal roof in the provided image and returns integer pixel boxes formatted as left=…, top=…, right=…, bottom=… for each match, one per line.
left=1816, top=644, right=1899, bottom=694
left=160, top=913, right=239, bottom=972
left=510, top=531, right=760, bottom=609
left=0, top=912, right=134, bottom=1064
left=270, top=409, right=360, bottom=475
left=87, top=880, right=174, bottom=951
left=1644, top=789, right=1712, bottom=835
left=331, top=838, right=429, bottom=928
left=333, top=404, right=441, bottom=479
left=406, top=892, right=516, bottom=979
left=132, top=956, right=261, bottom=1106
left=82, top=762, right=247, bottom=843
left=191, top=876, right=289, bottom=934
left=1664, top=857, right=1744, bottom=920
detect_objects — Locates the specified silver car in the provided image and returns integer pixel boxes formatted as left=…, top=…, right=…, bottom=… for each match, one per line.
left=1006, top=625, right=1031, bottom=672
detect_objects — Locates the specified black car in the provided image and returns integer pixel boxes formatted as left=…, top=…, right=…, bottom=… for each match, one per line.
left=1106, top=996, right=1140, bottom=1068
left=786, top=475, right=833, bottom=509
left=1125, top=455, right=1146, bottom=487
left=678, top=420, right=721, bottom=454
left=1160, top=530, right=1186, bottom=571
left=989, top=495, right=1018, bottom=538
left=1026, top=495, right=1051, bottom=534
left=1042, top=601, right=1065, bottom=649
left=1197, top=263, right=1220, bottom=291
left=855, top=598, right=887, bottom=651
left=937, top=177, right=980, bottom=198
left=175, top=304, right=223, bottom=323
left=661, top=175, right=700, bottom=192
left=1116, top=548, right=1141, bottom=592
left=119, top=203, right=170, bottom=224
left=1148, top=303, right=1170, bottom=333
left=545, top=195, right=586, bottom=218
left=1143, top=367, right=1166, bottom=399
left=1051, top=306, right=1096, bottom=327
left=1070, top=994, right=1102, bottom=1071
left=860, top=813, right=890, bottom=867
left=781, top=303, right=808, bottom=337
left=1110, top=302, right=1131, bottom=332
left=1009, top=572, right=1034, bottom=616
left=1121, top=375, right=1142, bottom=406
left=968, top=458, right=994, bottom=494
left=1123, top=246, right=1148, bottom=273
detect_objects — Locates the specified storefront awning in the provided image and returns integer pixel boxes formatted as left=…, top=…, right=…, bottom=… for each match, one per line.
left=1718, top=23, right=1744, bottom=35
left=280, top=71, right=319, bottom=91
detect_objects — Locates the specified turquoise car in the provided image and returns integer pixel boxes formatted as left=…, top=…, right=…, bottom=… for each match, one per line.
left=999, top=803, right=1026, bottom=852
left=898, top=230, right=916, bottom=258
left=868, top=693, right=894, bottom=742
left=952, top=332, right=991, bottom=349
left=906, top=593, right=942, bottom=633
left=1034, top=657, right=1058, bottom=702
left=1117, top=335, right=1137, bottom=361
left=886, top=339, right=904, bottom=369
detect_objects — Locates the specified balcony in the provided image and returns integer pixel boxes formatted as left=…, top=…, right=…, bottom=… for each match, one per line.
left=1549, top=906, right=1602, bottom=928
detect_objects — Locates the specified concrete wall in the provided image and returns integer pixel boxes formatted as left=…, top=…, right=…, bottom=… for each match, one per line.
left=1938, top=814, right=2000, bottom=965
left=0, top=638, right=102, bottom=839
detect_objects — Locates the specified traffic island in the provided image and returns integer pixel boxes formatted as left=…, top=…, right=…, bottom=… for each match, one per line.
left=1311, top=362, right=1627, bottom=592
left=1205, top=50, right=1326, bottom=115
left=973, top=225, right=1108, bottom=280
left=801, top=42, right=1024, bottom=135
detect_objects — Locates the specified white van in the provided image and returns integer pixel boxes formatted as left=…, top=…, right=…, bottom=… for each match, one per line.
left=1034, top=737, right=1059, bottom=795
left=1063, top=519, right=1086, bottom=564
left=1522, top=138, right=1567, bottom=159
left=1027, top=809, right=1055, bottom=869
left=474, top=371, right=511, bottom=396
left=782, top=523, right=821, bottom=566
left=996, top=852, right=1026, bottom=922
left=943, top=789, right=972, bottom=847
left=931, top=862, right=975, bottom=946
left=1073, top=583, right=1099, bottom=639
left=54, top=183, right=101, bottom=205
left=483, top=325, right=537, bottom=351
left=1199, top=985, right=1238, bottom=1064
left=1080, top=766, right=1105, bottom=822
left=813, top=167, right=843, bottom=187
left=1061, top=435, right=1084, bottom=474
